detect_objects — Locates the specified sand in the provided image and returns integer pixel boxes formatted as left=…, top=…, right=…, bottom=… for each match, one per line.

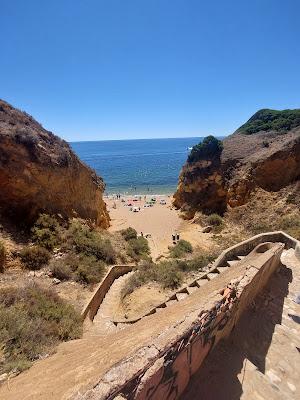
left=106, top=195, right=213, bottom=260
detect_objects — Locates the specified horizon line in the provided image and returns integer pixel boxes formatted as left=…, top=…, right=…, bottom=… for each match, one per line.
left=69, top=135, right=226, bottom=143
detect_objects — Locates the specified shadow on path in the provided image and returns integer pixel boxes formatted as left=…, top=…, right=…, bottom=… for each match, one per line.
left=181, top=265, right=292, bottom=400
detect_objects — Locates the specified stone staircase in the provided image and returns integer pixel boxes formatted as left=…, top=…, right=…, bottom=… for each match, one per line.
left=86, top=253, right=247, bottom=334
left=181, top=248, right=300, bottom=400
left=111, top=254, right=248, bottom=327
left=85, top=271, right=134, bottom=335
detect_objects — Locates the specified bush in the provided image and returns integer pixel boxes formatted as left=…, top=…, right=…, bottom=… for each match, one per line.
left=207, top=213, right=223, bottom=226
left=186, top=254, right=216, bottom=271
left=68, top=220, right=116, bottom=264
left=188, top=136, right=223, bottom=163
left=170, top=239, right=193, bottom=258
left=121, top=260, right=156, bottom=298
left=155, top=261, right=183, bottom=289
left=50, top=252, right=106, bottom=285
left=74, top=255, right=106, bottom=284
left=121, top=250, right=218, bottom=298
left=127, top=237, right=150, bottom=260
left=0, top=242, right=5, bottom=273
left=50, top=261, right=73, bottom=281
left=20, top=246, right=51, bottom=271
left=31, top=214, right=61, bottom=250
left=0, top=284, right=82, bottom=374
left=121, top=227, right=137, bottom=241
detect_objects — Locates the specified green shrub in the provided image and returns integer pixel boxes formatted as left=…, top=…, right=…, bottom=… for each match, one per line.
left=74, top=255, right=106, bottom=284
left=155, top=261, right=183, bottom=289
left=188, top=136, right=223, bottom=163
left=0, top=242, right=5, bottom=273
left=237, top=109, right=300, bottom=135
left=121, top=250, right=218, bottom=298
left=127, top=237, right=150, bottom=260
left=50, top=252, right=106, bottom=285
left=121, top=227, right=137, bottom=241
left=186, top=254, right=216, bottom=271
left=207, top=213, right=223, bottom=226
left=20, top=246, right=50, bottom=271
left=31, top=214, right=61, bottom=250
left=68, top=220, right=116, bottom=264
left=0, top=284, right=82, bottom=374
left=50, top=261, right=73, bottom=281
left=170, top=239, right=193, bottom=258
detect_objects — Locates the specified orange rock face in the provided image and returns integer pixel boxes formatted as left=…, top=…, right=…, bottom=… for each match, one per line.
left=0, top=99, right=110, bottom=227
left=174, top=125, right=300, bottom=217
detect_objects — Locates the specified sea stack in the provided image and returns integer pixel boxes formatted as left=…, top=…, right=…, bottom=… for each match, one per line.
left=0, top=99, right=110, bottom=227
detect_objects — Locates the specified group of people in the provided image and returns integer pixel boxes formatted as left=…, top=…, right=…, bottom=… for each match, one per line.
left=172, top=233, right=180, bottom=244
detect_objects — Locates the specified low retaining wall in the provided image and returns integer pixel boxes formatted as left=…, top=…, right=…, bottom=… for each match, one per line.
left=78, top=241, right=284, bottom=400
left=213, top=230, right=300, bottom=268
left=81, top=265, right=134, bottom=321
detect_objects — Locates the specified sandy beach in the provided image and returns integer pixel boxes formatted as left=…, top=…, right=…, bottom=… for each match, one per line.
left=106, top=194, right=213, bottom=259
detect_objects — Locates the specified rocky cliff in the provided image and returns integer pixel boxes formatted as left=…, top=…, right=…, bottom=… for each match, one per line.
left=0, top=99, right=110, bottom=227
left=173, top=109, right=300, bottom=216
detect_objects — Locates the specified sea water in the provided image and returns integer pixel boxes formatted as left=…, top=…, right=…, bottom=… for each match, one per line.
left=70, top=137, right=206, bottom=195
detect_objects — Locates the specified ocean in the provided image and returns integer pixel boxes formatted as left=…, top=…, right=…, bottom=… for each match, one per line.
left=70, top=137, right=205, bottom=195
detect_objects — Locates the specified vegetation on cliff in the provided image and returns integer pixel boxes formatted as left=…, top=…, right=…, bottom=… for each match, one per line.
left=188, top=135, right=223, bottom=163
left=0, top=284, right=82, bottom=375
left=237, top=108, right=300, bottom=135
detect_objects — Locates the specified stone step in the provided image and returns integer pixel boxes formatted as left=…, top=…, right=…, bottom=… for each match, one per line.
left=186, top=286, right=199, bottom=294
left=196, top=279, right=209, bottom=287
left=166, top=300, right=178, bottom=307
left=226, top=260, right=240, bottom=267
left=217, top=266, right=229, bottom=274
left=176, top=292, right=189, bottom=301
left=207, top=273, right=219, bottom=280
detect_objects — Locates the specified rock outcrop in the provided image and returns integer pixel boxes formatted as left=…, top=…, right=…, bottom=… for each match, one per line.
left=173, top=109, right=300, bottom=216
left=0, top=99, right=110, bottom=227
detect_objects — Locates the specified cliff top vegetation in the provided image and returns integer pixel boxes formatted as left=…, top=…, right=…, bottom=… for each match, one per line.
left=237, top=108, right=300, bottom=135
left=188, top=135, right=223, bottom=163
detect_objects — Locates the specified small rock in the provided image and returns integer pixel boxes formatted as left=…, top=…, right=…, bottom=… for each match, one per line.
left=52, top=278, right=61, bottom=285
left=287, top=381, right=296, bottom=392
left=0, top=373, right=8, bottom=383
left=202, top=226, right=212, bottom=233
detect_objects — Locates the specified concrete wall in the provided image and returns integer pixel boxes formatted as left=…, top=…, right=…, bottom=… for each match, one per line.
left=79, top=241, right=284, bottom=400
left=81, top=265, right=134, bottom=320
left=213, top=231, right=299, bottom=268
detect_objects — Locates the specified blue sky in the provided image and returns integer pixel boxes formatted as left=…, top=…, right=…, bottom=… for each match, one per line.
left=0, top=0, right=299, bottom=141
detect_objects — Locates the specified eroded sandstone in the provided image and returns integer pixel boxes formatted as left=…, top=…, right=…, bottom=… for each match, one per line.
left=0, top=99, right=110, bottom=227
